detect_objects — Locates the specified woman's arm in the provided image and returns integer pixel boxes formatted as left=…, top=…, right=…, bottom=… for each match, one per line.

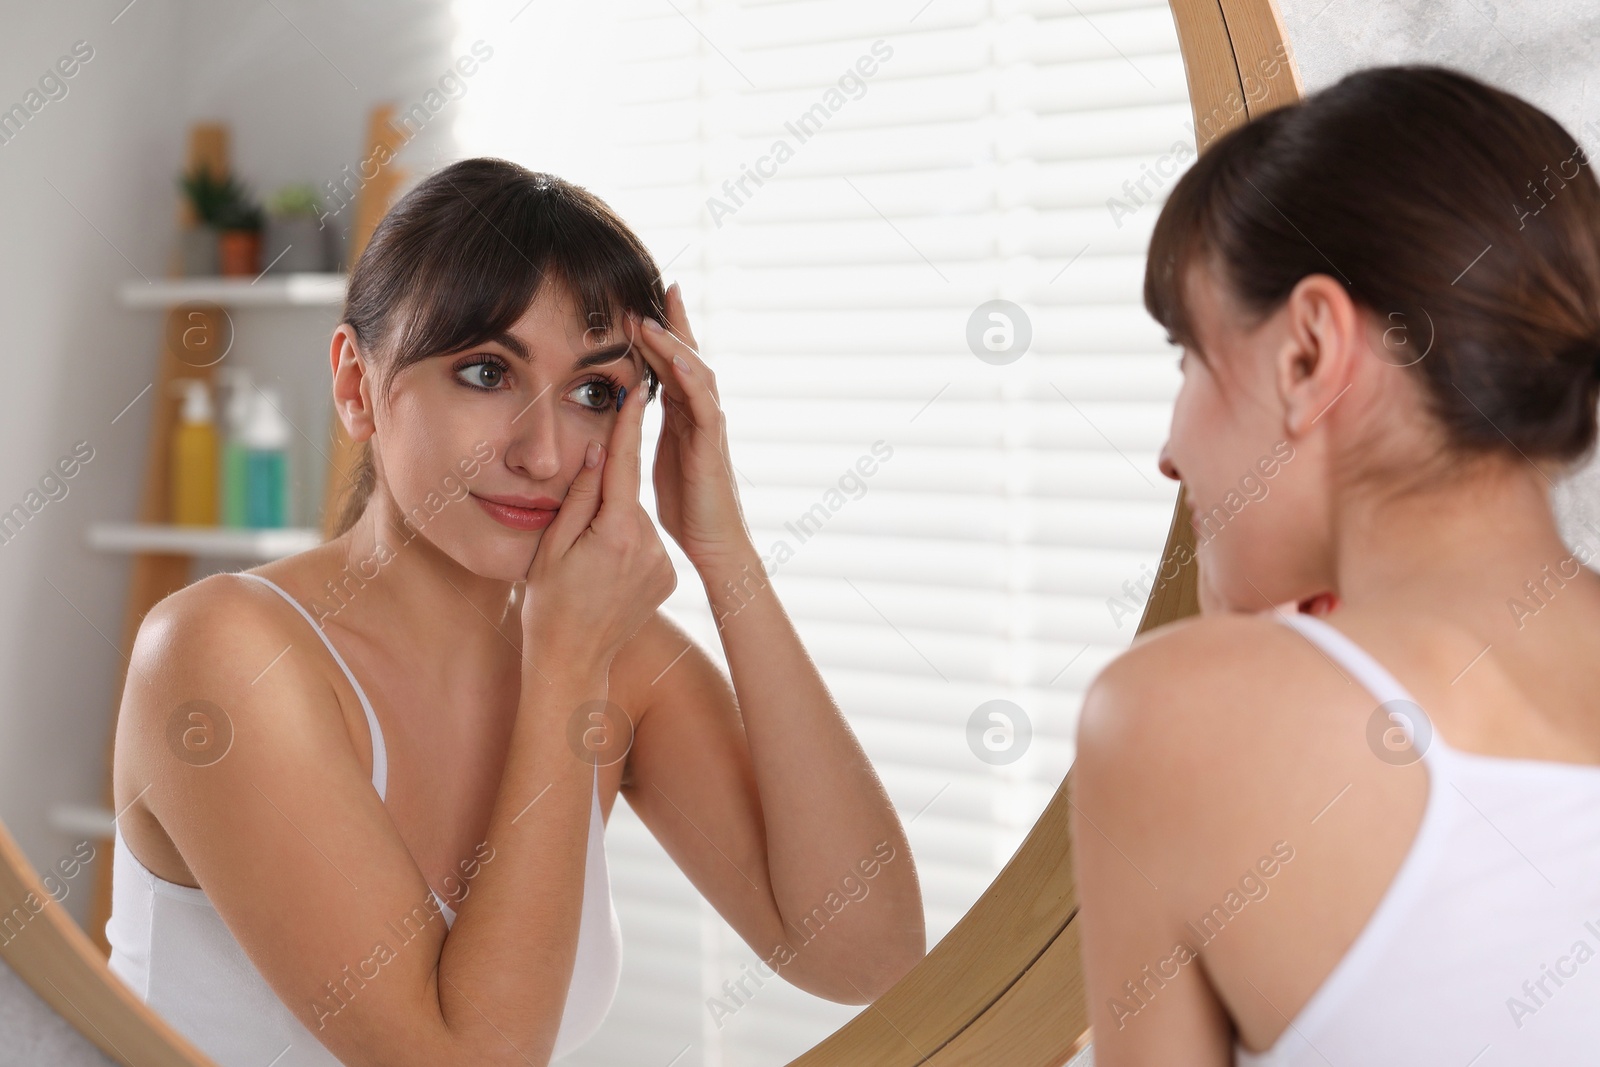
left=701, top=546, right=925, bottom=999
left=119, top=581, right=600, bottom=1067
left=617, top=286, right=924, bottom=1003
left=1071, top=645, right=1236, bottom=1064
left=619, top=561, right=925, bottom=1004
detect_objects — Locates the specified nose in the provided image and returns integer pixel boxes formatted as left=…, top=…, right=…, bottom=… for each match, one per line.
left=1157, top=441, right=1180, bottom=482
left=503, top=394, right=563, bottom=482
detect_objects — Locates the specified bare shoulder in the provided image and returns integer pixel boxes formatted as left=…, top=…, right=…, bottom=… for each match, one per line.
left=1078, top=612, right=1316, bottom=774
left=1072, top=608, right=1440, bottom=1055
left=609, top=606, right=735, bottom=789
left=611, top=606, right=728, bottom=708
left=1073, top=611, right=1367, bottom=876
left=123, top=571, right=329, bottom=721
left=115, top=571, right=345, bottom=839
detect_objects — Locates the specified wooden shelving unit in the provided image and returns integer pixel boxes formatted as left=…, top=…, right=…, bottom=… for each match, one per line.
left=79, top=111, right=405, bottom=956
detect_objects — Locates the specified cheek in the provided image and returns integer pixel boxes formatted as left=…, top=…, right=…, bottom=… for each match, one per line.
left=1169, top=375, right=1202, bottom=443
left=377, top=390, right=491, bottom=510
left=1170, top=373, right=1235, bottom=491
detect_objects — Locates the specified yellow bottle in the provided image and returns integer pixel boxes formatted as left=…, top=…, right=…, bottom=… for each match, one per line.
left=170, top=378, right=219, bottom=526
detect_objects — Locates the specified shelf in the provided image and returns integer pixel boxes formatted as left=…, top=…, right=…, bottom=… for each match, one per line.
left=118, top=272, right=347, bottom=309
left=87, top=522, right=322, bottom=560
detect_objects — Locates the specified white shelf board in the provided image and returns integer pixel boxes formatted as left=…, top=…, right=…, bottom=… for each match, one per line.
left=49, top=804, right=115, bottom=840
left=118, top=272, right=346, bottom=309
left=87, top=522, right=322, bottom=560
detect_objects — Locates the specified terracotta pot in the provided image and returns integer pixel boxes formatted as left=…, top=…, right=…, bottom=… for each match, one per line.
left=218, top=230, right=261, bottom=276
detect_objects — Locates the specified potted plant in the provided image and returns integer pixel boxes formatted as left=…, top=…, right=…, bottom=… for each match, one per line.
left=262, top=184, right=331, bottom=273
left=176, top=163, right=229, bottom=276
left=176, top=164, right=264, bottom=276
left=213, top=184, right=264, bottom=277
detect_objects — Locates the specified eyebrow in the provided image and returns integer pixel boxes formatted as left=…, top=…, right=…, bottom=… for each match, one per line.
left=485, top=332, right=637, bottom=370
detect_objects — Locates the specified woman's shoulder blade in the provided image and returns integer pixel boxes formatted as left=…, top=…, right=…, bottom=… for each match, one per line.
left=1084, top=611, right=1318, bottom=752
left=1074, top=611, right=1377, bottom=857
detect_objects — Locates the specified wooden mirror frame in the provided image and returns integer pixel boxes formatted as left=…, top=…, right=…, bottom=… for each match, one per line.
left=0, top=2, right=1301, bottom=1062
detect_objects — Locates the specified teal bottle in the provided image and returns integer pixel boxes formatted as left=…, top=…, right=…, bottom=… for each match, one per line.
left=240, top=386, right=291, bottom=528
left=244, top=449, right=286, bottom=527
left=219, top=369, right=253, bottom=527
left=221, top=439, right=249, bottom=526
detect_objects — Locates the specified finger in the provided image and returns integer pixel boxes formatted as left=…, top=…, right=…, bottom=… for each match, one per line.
left=536, top=437, right=606, bottom=561
left=596, top=367, right=647, bottom=525
left=636, top=311, right=723, bottom=437
left=641, top=293, right=711, bottom=384
left=626, top=312, right=678, bottom=407
left=662, top=281, right=700, bottom=353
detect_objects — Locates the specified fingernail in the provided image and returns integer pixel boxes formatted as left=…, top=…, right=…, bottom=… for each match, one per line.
left=673, top=355, right=691, bottom=374
left=669, top=280, right=682, bottom=302
left=615, top=384, right=627, bottom=411
left=585, top=439, right=602, bottom=468
left=644, top=317, right=665, bottom=333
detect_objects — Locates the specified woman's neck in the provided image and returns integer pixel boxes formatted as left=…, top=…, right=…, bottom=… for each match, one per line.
left=1333, top=455, right=1592, bottom=639
left=327, top=491, right=523, bottom=668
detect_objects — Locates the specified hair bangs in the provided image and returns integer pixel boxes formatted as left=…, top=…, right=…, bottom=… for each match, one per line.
left=356, top=162, right=666, bottom=406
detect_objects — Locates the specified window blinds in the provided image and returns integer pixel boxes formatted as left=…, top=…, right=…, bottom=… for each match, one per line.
left=452, top=1, right=1190, bottom=1062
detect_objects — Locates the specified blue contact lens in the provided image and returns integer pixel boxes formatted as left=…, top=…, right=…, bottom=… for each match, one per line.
left=616, top=385, right=627, bottom=411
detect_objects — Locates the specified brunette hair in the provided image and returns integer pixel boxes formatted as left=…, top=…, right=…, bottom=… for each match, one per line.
left=1145, top=65, right=1600, bottom=471
left=332, top=158, right=666, bottom=536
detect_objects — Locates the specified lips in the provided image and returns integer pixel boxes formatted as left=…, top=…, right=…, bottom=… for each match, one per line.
left=471, top=493, right=558, bottom=532
left=477, top=494, right=560, bottom=509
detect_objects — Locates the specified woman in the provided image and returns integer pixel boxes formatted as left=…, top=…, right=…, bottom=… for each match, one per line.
left=1072, top=65, right=1600, bottom=1064
left=108, top=158, right=925, bottom=1067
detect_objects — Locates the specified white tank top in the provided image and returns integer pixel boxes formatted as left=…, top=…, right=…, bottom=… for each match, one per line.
left=1233, top=611, right=1600, bottom=1065
left=106, top=571, right=623, bottom=1065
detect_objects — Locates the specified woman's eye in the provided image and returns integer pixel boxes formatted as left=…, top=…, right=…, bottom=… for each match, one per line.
left=570, top=379, right=618, bottom=411
left=455, top=360, right=505, bottom=390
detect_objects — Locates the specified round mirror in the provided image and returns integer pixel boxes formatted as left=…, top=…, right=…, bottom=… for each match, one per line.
left=0, top=0, right=1321, bottom=1064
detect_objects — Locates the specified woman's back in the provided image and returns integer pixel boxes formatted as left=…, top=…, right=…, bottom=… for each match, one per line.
left=1078, top=576, right=1600, bottom=1065
left=1235, top=607, right=1600, bottom=1063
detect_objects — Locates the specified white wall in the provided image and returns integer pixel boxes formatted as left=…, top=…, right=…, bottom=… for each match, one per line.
left=0, top=0, right=188, bottom=920
left=0, top=0, right=455, bottom=929
left=0, top=3, right=183, bottom=1060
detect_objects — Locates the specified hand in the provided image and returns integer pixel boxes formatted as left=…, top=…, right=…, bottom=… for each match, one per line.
left=627, top=282, right=754, bottom=572
left=520, top=379, right=678, bottom=679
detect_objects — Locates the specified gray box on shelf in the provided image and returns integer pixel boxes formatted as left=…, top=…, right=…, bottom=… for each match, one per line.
left=179, top=225, right=219, bottom=276
left=263, top=216, right=332, bottom=273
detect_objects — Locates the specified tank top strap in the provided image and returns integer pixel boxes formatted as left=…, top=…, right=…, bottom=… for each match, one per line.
left=234, top=572, right=389, bottom=800
left=1272, top=610, right=1449, bottom=764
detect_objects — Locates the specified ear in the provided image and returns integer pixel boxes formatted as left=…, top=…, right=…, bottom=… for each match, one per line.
left=1274, top=273, right=1362, bottom=438
left=330, top=324, right=376, bottom=444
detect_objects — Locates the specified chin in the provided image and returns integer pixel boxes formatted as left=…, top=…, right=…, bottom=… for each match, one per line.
left=427, top=522, right=543, bottom=584
left=473, top=538, right=542, bottom=584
